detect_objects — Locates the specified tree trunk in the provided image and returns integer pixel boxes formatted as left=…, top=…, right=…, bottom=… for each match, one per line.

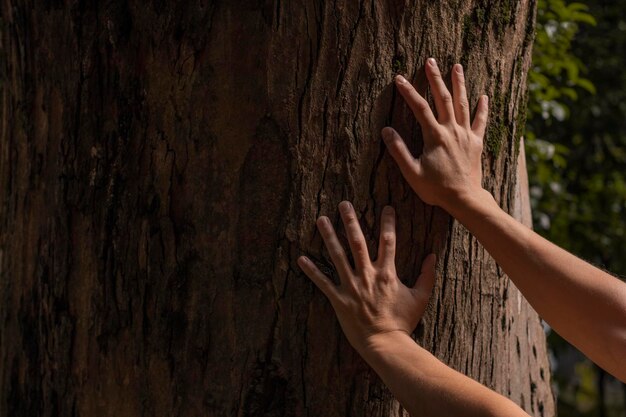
left=0, top=1, right=554, bottom=416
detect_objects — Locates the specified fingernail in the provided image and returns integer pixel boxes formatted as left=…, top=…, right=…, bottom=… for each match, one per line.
left=455, top=64, right=463, bottom=74
left=428, top=58, right=436, bottom=67
left=339, top=201, right=352, bottom=212
left=395, top=74, right=407, bottom=84
left=383, top=205, right=394, bottom=214
left=299, top=256, right=309, bottom=265
left=382, top=127, right=393, bottom=141
left=483, top=95, right=489, bottom=106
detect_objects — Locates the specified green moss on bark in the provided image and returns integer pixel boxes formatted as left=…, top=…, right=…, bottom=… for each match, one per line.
left=485, top=89, right=512, bottom=156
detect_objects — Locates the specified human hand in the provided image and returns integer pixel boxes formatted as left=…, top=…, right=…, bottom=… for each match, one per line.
left=382, top=59, right=489, bottom=212
left=297, top=201, right=437, bottom=353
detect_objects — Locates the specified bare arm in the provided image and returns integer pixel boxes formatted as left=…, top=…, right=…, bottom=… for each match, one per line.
left=362, top=331, right=529, bottom=417
left=449, top=190, right=626, bottom=382
left=298, top=202, right=529, bottom=417
left=384, top=58, right=626, bottom=382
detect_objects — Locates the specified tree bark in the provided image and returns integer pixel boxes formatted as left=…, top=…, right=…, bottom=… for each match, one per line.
left=0, top=1, right=554, bottom=416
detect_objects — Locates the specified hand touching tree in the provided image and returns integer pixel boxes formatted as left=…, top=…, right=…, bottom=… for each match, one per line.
left=382, top=58, right=626, bottom=383
left=297, top=201, right=529, bottom=417
left=297, top=201, right=436, bottom=354
left=382, top=59, right=489, bottom=211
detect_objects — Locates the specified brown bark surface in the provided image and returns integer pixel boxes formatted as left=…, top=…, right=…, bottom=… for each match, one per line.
left=0, top=1, right=554, bottom=416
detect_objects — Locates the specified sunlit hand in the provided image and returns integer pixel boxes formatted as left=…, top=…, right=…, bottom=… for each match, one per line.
left=298, top=201, right=436, bottom=353
left=382, top=59, right=489, bottom=211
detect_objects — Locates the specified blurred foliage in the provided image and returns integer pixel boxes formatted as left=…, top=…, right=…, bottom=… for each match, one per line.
left=526, top=0, right=626, bottom=415
left=528, top=0, right=595, bottom=123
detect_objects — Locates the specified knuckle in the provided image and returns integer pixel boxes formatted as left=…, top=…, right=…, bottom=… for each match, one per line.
left=346, top=218, right=360, bottom=230
left=378, top=269, right=396, bottom=283
left=353, top=246, right=369, bottom=260
left=440, top=92, right=453, bottom=103
left=343, top=213, right=357, bottom=224
left=415, top=99, right=430, bottom=113
left=474, top=137, right=484, bottom=150
left=361, top=263, right=376, bottom=276
left=329, top=248, right=344, bottom=259
left=381, top=232, right=395, bottom=246
left=458, top=98, right=469, bottom=109
left=429, top=126, right=445, bottom=141
left=344, top=298, right=360, bottom=313
left=348, top=235, right=364, bottom=249
left=455, top=126, right=468, bottom=137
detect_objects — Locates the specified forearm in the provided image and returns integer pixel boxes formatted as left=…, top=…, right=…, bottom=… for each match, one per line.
left=449, top=190, right=626, bottom=381
left=358, top=331, right=529, bottom=417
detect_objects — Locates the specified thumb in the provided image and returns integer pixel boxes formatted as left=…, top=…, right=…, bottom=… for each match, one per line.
left=413, top=253, right=437, bottom=301
left=382, top=127, right=421, bottom=182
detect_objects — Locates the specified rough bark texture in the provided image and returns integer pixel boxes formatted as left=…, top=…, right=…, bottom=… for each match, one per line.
left=0, top=1, right=554, bottom=416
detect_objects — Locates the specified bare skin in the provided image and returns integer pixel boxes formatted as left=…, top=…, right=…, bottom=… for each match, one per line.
left=298, top=202, right=528, bottom=416
left=299, top=57, right=626, bottom=415
left=385, top=58, right=626, bottom=382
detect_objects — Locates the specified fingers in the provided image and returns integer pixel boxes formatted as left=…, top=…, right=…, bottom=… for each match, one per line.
left=376, top=206, right=396, bottom=268
left=471, top=95, right=489, bottom=137
left=338, top=201, right=371, bottom=271
left=297, top=256, right=339, bottom=302
left=452, top=64, right=471, bottom=127
left=413, top=253, right=437, bottom=302
left=381, top=127, right=422, bottom=182
left=316, top=216, right=353, bottom=280
left=396, top=60, right=481, bottom=130
left=393, top=75, right=438, bottom=129
left=425, top=58, right=455, bottom=123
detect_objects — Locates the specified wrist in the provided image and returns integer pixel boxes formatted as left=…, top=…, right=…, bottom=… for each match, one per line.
left=356, top=329, right=415, bottom=360
left=443, top=188, right=500, bottom=223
